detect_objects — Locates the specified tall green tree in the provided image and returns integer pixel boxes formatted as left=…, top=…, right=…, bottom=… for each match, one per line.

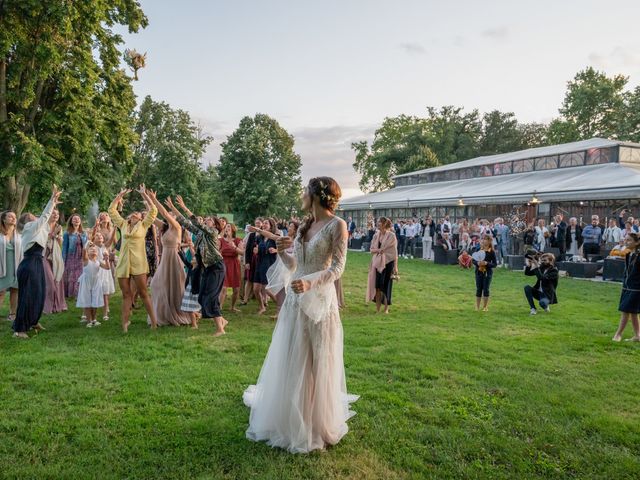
left=0, top=0, right=147, bottom=215
left=352, top=115, right=439, bottom=192
left=218, top=114, right=302, bottom=222
left=423, top=106, right=482, bottom=165
left=554, top=67, right=628, bottom=141
left=129, top=96, right=214, bottom=211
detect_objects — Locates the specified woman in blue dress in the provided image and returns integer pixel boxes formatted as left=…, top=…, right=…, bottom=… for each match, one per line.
left=613, top=232, right=640, bottom=342
left=253, top=218, right=278, bottom=315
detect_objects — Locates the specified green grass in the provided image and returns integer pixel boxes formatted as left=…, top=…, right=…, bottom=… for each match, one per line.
left=0, top=252, right=639, bottom=479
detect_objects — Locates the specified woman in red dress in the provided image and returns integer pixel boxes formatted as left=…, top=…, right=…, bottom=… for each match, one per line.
left=220, top=223, right=243, bottom=313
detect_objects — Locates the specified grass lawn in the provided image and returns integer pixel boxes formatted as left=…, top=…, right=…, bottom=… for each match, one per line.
left=1, top=251, right=639, bottom=479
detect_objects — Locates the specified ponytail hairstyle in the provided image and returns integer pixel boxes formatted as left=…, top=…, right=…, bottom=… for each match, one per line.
left=298, top=177, right=342, bottom=243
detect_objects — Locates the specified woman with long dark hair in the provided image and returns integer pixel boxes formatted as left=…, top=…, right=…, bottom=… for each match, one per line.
left=254, top=217, right=278, bottom=315
left=43, top=209, right=67, bottom=315
left=220, top=223, right=243, bottom=313
left=12, top=186, right=63, bottom=338
left=244, top=177, right=358, bottom=453
left=166, top=195, right=228, bottom=337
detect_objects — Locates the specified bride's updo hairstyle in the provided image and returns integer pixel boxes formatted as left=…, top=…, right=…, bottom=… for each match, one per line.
left=297, top=177, right=342, bottom=243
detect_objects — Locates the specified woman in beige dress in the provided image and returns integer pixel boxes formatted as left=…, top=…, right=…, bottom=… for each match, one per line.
left=146, top=190, right=191, bottom=326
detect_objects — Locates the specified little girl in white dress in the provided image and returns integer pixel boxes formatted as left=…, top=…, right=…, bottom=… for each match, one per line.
left=77, top=242, right=110, bottom=328
left=93, top=232, right=115, bottom=321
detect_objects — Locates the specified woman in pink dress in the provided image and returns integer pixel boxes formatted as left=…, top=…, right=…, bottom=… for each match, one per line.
left=146, top=190, right=191, bottom=326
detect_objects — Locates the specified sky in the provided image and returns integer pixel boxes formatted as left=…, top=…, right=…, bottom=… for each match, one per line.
left=120, top=0, right=640, bottom=199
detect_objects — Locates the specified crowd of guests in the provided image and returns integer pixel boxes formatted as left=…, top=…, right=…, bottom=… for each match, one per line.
left=348, top=208, right=640, bottom=265
left=0, top=185, right=306, bottom=339
left=356, top=208, right=640, bottom=340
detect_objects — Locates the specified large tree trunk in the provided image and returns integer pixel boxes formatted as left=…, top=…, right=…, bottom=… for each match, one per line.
left=4, top=175, right=31, bottom=216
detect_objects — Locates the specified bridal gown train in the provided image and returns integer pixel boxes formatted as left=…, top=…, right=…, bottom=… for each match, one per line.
left=243, top=216, right=359, bottom=453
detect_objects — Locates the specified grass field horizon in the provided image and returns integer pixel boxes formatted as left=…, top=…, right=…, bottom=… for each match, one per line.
left=1, top=252, right=639, bottom=479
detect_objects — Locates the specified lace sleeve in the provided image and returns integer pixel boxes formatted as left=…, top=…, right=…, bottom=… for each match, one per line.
left=266, top=242, right=298, bottom=295
left=300, top=218, right=348, bottom=290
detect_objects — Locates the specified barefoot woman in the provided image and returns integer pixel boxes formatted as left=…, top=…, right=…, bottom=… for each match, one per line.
left=108, top=186, right=158, bottom=332
left=12, top=185, right=62, bottom=338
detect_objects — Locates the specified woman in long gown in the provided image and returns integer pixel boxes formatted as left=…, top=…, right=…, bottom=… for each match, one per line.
left=12, top=186, right=62, bottom=338
left=243, top=177, right=358, bottom=453
left=146, top=190, right=191, bottom=326
left=43, top=209, right=67, bottom=314
left=62, top=213, right=87, bottom=298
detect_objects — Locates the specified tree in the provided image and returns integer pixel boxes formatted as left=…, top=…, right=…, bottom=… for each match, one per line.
left=218, top=114, right=302, bottom=222
left=0, top=1, right=147, bottom=215
left=423, top=106, right=482, bottom=165
left=129, top=96, right=214, bottom=211
left=352, top=115, right=439, bottom=192
left=478, top=110, right=524, bottom=155
left=557, top=67, right=628, bottom=140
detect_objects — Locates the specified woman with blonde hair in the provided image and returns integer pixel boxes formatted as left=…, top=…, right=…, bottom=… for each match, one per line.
left=0, top=210, right=22, bottom=322
left=367, top=217, right=398, bottom=314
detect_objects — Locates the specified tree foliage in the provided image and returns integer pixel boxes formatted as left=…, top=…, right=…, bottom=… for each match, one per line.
left=129, top=96, right=217, bottom=213
left=352, top=107, right=549, bottom=193
left=0, top=0, right=147, bottom=215
left=218, top=114, right=302, bottom=223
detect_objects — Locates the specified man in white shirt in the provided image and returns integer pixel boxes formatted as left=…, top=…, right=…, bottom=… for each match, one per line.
left=404, top=219, right=418, bottom=259
left=603, top=218, right=623, bottom=245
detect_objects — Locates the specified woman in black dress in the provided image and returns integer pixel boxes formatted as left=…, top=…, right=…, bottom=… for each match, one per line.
left=366, top=217, right=398, bottom=314
left=253, top=218, right=278, bottom=315
left=613, top=233, right=640, bottom=342
left=472, top=236, right=497, bottom=312
left=166, top=196, right=228, bottom=337
left=12, top=186, right=63, bottom=338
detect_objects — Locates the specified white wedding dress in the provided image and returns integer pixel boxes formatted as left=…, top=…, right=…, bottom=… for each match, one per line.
left=243, top=216, right=359, bottom=453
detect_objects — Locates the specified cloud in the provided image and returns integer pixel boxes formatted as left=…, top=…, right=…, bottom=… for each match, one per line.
left=292, top=124, right=377, bottom=198
left=453, top=35, right=466, bottom=47
left=481, top=26, right=509, bottom=40
left=194, top=118, right=375, bottom=199
left=588, top=46, right=640, bottom=70
left=398, top=42, right=427, bottom=55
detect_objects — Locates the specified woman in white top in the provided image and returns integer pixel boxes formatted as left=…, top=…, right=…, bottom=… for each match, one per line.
left=0, top=210, right=23, bottom=322
left=534, top=219, right=550, bottom=251
left=12, top=186, right=62, bottom=338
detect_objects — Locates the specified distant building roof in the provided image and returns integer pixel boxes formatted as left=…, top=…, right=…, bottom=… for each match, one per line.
left=392, top=137, right=640, bottom=178
left=341, top=162, right=640, bottom=209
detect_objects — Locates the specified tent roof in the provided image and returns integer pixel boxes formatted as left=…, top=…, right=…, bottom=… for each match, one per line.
left=341, top=162, right=640, bottom=209
left=392, top=137, right=640, bottom=178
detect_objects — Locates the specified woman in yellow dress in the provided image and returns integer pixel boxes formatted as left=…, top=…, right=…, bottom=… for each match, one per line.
left=108, top=186, right=158, bottom=332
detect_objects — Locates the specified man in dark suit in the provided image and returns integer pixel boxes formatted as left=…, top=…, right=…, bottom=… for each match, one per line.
left=551, top=213, right=568, bottom=260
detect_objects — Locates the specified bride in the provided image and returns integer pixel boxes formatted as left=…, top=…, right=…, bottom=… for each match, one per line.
left=243, top=177, right=358, bottom=453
